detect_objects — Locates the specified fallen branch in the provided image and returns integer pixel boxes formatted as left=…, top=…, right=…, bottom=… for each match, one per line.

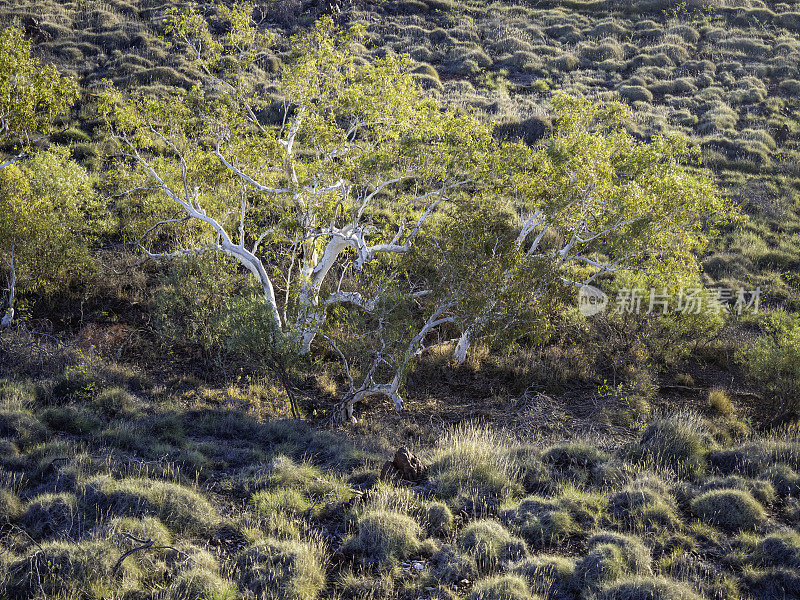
left=113, top=532, right=190, bottom=574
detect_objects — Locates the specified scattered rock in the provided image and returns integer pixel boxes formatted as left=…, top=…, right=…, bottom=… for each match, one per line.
left=380, top=447, right=425, bottom=482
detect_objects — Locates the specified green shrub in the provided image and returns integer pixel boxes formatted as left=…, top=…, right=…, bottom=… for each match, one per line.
left=512, top=554, right=575, bottom=599
left=502, top=496, right=578, bottom=548
left=619, top=85, right=653, bottom=103
left=424, top=501, right=454, bottom=537
left=21, top=492, right=78, bottom=539
left=635, top=413, right=712, bottom=477
left=736, top=310, right=800, bottom=415
left=0, top=408, right=48, bottom=447
left=4, top=539, right=135, bottom=598
left=166, top=568, right=237, bottom=600
left=236, top=538, right=326, bottom=600
left=760, top=464, right=800, bottom=496
left=344, top=510, right=423, bottom=568
left=0, top=489, right=23, bottom=523
left=596, top=577, right=703, bottom=600
left=573, top=532, right=652, bottom=590
left=458, top=519, right=528, bottom=572
left=751, top=532, right=800, bottom=570
left=430, top=425, right=523, bottom=512
left=81, top=476, right=220, bottom=533
left=41, top=406, right=103, bottom=435
left=691, top=489, right=766, bottom=530
left=253, top=488, right=310, bottom=517
left=468, top=574, right=534, bottom=600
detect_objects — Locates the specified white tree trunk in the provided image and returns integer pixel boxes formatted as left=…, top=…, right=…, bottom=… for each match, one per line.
left=1, top=244, right=15, bottom=328
left=454, top=328, right=471, bottom=364
left=335, top=303, right=455, bottom=422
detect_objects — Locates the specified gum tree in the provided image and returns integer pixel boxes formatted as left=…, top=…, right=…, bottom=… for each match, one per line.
left=0, top=26, right=76, bottom=169
left=446, top=94, right=740, bottom=362
left=0, top=149, right=102, bottom=327
left=103, top=5, right=737, bottom=420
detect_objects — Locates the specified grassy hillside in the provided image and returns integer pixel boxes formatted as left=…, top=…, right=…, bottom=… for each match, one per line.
left=2, top=0, right=799, bottom=306
left=1, top=354, right=799, bottom=600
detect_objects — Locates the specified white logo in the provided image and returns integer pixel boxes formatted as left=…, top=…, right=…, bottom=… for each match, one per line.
left=578, top=285, right=608, bottom=317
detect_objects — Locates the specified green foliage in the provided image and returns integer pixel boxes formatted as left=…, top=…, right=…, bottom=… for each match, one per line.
left=97, top=9, right=737, bottom=411
left=0, top=148, right=104, bottom=323
left=0, top=26, right=76, bottom=152
left=736, top=310, right=800, bottom=415
left=153, top=254, right=252, bottom=353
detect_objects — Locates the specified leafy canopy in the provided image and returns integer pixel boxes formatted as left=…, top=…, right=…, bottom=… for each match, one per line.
left=99, top=6, right=738, bottom=413
left=0, top=27, right=77, bottom=155
left=0, top=148, right=103, bottom=302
